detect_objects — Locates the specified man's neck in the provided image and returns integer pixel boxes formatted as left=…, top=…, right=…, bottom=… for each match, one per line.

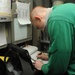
left=42, top=8, right=52, bottom=31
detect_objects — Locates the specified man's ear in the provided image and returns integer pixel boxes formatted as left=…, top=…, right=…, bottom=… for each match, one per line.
left=35, top=16, right=41, bottom=21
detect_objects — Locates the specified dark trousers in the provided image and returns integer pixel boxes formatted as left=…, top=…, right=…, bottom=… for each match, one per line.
left=64, top=72, right=68, bottom=75
left=34, top=70, right=44, bottom=75
left=34, top=70, right=68, bottom=75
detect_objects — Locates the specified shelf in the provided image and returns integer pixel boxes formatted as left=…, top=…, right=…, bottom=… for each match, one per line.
left=0, top=16, right=12, bottom=22
left=40, top=40, right=50, bottom=44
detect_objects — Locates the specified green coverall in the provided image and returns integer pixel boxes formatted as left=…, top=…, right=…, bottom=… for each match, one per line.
left=42, top=3, right=75, bottom=75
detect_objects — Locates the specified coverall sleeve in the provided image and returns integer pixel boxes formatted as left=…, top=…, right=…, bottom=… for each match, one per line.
left=41, top=20, right=72, bottom=75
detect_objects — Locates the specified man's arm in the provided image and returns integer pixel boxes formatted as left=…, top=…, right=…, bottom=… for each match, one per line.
left=41, top=20, right=72, bottom=75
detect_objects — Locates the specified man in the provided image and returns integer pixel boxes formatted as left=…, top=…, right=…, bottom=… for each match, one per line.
left=30, top=3, right=75, bottom=75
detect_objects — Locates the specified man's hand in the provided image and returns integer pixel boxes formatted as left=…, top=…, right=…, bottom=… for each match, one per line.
left=33, top=60, right=43, bottom=70
left=37, top=52, right=48, bottom=60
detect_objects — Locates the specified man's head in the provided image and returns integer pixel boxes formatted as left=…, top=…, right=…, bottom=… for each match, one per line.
left=30, top=6, right=48, bottom=30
